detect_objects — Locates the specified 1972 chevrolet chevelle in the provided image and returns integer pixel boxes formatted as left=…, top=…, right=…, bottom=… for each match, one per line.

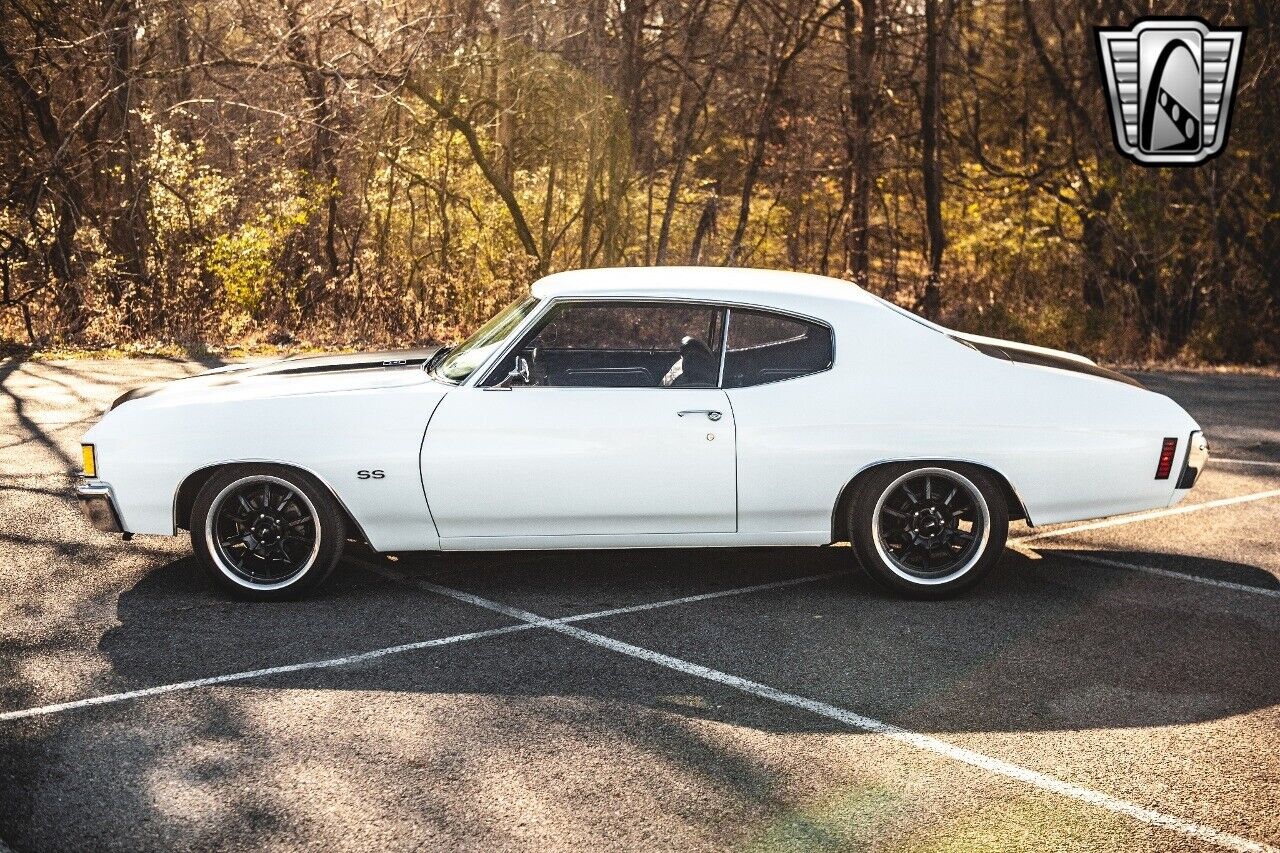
left=77, top=267, right=1209, bottom=599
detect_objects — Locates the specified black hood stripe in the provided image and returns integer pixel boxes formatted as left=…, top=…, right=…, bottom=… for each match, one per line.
left=109, top=347, right=443, bottom=409
left=953, top=336, right=1144, bottom=389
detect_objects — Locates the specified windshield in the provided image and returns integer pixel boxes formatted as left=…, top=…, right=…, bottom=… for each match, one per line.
left=433, top=296, right=540, bottom=383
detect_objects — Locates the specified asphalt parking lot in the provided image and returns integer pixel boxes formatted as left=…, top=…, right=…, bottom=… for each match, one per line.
left=1, top=357, right=1277, bottom=852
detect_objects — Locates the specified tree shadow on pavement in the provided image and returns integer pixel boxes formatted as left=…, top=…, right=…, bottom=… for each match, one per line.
left=89, top=543, right=1280, bottom=737
left=3, top=543, right=1278, bottom=851
left=1038, top=547, right=1280, bottom=590
left=0, top=357, right=79, bottom=475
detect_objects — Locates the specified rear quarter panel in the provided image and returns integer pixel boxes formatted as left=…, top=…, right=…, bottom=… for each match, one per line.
left=728, top=303, right=1199, bottom=535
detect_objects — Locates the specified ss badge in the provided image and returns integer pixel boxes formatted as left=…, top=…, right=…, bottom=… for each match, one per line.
left=357, top=469, right=385, bottom=480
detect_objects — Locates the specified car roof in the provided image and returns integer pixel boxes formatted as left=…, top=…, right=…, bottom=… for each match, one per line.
left=531, top=267, right=879, bottom=313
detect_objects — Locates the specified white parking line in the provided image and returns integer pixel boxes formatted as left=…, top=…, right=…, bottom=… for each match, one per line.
left=554, top=570, right=846, bottom=622
left=1015, top=489, right=1280, bottom=543
left=1215, top=458, right=1280, bottom=469
left=0, top=569, right=837, bottom=723
left=387, top=570, right=1277, bottom=853
left=1046, top=551, right=1280, bottom=599
left=0, top=624, right=534, bottom=723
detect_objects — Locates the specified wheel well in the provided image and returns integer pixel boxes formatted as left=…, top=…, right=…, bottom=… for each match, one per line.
left=174, top=462, right=367, bottom=543
left=830, top=460, right=1027, bottom=541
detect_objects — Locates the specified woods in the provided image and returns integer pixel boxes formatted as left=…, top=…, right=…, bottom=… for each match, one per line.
left=1, top=0, right=1278, bottom=362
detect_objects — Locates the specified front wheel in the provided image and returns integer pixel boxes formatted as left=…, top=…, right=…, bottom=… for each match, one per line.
left=848, top=463, right=1008, bottom=599
left=191, top=465, right=346, bottom=600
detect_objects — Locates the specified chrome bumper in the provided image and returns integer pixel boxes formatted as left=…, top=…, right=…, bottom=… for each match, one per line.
left=1177, top=430, right=1210, bottom=489
left=76, top=482, right=124, bottom=533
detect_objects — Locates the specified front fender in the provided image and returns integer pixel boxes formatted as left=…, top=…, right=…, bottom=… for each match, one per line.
left=82, top=383, right=448, bottom=551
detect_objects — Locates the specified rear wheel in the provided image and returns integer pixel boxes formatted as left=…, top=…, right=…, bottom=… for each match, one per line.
left=191, top=465, right=345, bottom=600
left=848, top=463, right=1007, bottom=599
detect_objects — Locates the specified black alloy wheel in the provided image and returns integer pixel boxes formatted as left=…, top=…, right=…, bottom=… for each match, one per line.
left=210, top=477, right=320, bottom=587
left=848, top=463, right=1009, bottom=599
left=873, top=470, right=986, bottom=579
left=192, top=465, right=346, bottom=600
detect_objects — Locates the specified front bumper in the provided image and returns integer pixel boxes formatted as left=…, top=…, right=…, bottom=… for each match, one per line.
left=76, top=482, right=124, bottom=533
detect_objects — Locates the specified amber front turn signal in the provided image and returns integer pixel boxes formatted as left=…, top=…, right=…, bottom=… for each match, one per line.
left=81, top=444, right=97, bottom=478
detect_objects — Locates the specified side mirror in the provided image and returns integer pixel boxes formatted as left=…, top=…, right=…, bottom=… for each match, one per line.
left=497, top=356, right=531, bottom=388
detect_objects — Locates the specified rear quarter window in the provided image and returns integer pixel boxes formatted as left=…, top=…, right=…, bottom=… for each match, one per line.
left=723, top=309, right=833, bottom=388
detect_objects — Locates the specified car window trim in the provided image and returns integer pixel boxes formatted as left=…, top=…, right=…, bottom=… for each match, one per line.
left=721, top=305, right=835, bottom=389
left=430, top=295, right=544, bottom=386
left=474, top=296, right=727, bottom=389
left=472, top=295, right=835, bottom=389
left=717, top=307, right=732, bottom=388
left=458, top=296, right=556, bottom=387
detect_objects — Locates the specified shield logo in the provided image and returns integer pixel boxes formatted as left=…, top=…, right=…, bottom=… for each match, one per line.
left=1095, top=18, right=1245, bottom=166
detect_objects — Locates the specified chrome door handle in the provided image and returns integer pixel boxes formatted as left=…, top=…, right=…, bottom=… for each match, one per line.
left=678, top=409, right=722, bottom=421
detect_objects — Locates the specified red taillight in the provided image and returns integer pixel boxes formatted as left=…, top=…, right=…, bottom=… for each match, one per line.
left=1155, top=437, right=1178, bottom=480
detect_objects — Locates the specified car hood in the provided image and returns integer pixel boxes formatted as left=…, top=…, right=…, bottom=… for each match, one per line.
left=110, top=347, right=446, bottom=410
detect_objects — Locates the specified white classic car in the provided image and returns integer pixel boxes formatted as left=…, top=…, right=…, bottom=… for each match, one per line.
left=78, top=267, right=1209, bottom=599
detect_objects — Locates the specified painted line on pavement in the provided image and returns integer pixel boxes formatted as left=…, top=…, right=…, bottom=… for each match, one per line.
left=383, top=568, right=1276, bottom=853
left=0, top=568, right=836, bottom=723
left=0, top=624, right=533, bottom=723
left=556, top=570, right=844, bottom=623
left=1014, top=489, right=1280, bottom=543
left=1215, top=458, right=1280, bottom=469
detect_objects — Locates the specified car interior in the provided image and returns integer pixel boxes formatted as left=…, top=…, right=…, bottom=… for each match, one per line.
left=483, top=301, right=831, bottom=389
left=720, top=326, right=832, bottom=388
left=512, top=335, right=720, bottom=388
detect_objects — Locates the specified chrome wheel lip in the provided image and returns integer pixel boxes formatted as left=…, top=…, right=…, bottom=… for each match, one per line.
left=871, top=467, right=990, bottom=586
left=205, top=475, right=321, bottom=591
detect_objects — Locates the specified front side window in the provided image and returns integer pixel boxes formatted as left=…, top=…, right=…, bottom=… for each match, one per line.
left=722, top=308, right=833, bottom=387
left=484, top=301, right=725, bottom=388
left=433, top=296, right=540, bottom=383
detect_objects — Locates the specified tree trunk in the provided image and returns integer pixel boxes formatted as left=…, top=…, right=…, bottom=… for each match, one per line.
left=1258, top=4, right=1280, bottom=312
left=689, top=188, right=719, bottom=264
left=724, top=63, right=792, bottom=266
left=102, top=0, right=150, bottom=326
left=280, top=0, right=341, bottom=280
left=495, top=0, right=523, bottom=184
left=618, top=0, right=647, bottom=163
left=841, top=0, right=876, bottom=285
left=171, top=2, right=194, bottom=142
left=920, top=0, right=944, bottom=320
left=655, top=85, right=700, bottom=265
left=0, top=40, right=85, bottom=333
left=1079, top=188, right=1110, bottom=311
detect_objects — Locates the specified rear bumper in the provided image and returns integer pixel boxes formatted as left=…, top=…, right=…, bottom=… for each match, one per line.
left=76, top=482, right=124, bottom=533
left=1176, top=430, right=1210, bottom=490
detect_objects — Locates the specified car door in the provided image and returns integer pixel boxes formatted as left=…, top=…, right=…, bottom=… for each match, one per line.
left=421, top=300, right=737, bottom=540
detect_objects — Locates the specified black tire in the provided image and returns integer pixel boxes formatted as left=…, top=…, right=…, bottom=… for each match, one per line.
left=848, top=462, right=1008, bottom=599
left=190, top=464, right=346, bottom=600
